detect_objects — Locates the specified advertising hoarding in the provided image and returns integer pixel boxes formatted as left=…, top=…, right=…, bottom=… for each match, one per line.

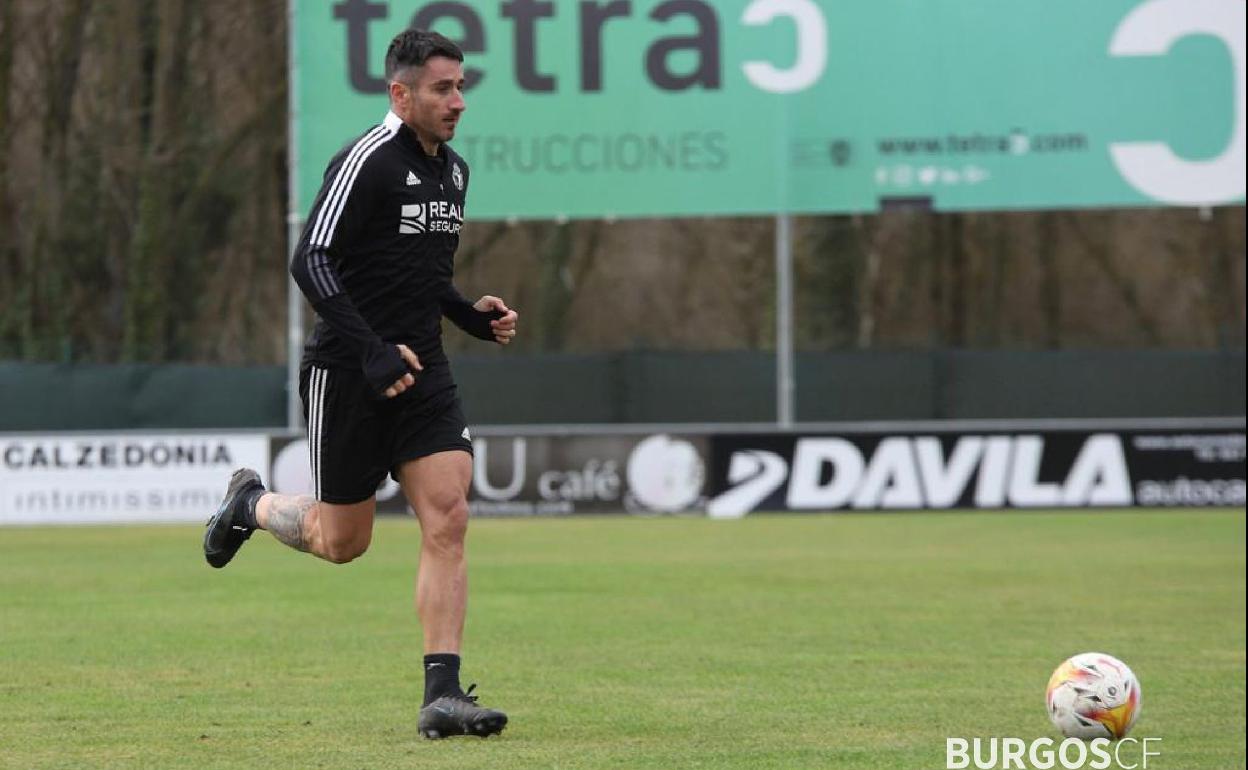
left=1, top=426, right=1240, bottom=524
left=705, top=428, right=1246, bottom=517
left=270, top=432, right=710, bottom=516
left=294, top=0, right=1246, bottom=219
left=0, top=434, right=270, bottom=525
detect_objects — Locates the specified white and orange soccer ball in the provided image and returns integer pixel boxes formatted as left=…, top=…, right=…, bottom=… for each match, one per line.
left=1046, top=652, right=1141, bottom=740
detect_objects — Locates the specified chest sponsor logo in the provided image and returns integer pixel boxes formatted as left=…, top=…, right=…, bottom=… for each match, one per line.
left=399, top=203, right=426, bottom=234
left=400, top=200, right=464, bottom=235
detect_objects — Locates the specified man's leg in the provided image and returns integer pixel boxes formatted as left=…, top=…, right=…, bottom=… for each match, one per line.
left=264, top=360, right=377, bottom=563
left=204, top=468, right=376, bottom=568
left=255, top=493, right=376, bottom=564
left=399, top=450, right=506, bottom=739
left=398, top=450, right=471, bottom=654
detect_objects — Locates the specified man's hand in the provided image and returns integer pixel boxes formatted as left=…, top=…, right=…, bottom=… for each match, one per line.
left=384, top=344, right=423, bottom=398
left=474, top=295, right=519, bottom=345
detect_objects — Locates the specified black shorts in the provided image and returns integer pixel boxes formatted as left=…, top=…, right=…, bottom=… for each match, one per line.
left=300, top=364, right=474, bottom=504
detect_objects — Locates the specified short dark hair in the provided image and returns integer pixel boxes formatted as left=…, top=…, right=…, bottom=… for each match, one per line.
left=385, top=29, right=464, bottom=81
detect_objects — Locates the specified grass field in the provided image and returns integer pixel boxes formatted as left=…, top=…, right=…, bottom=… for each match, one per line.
left=1, top=510, right=1243, bottom=770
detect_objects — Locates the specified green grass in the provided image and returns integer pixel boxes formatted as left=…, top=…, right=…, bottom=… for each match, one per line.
left=0, top=510, right=1243, bottom=769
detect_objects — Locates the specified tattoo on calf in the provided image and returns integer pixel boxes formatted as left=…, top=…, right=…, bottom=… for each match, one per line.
left=266, top=495, right=315, bottom=552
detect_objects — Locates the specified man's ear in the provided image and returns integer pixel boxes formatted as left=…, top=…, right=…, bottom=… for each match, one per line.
left=387, top=80, right=405, bottom=106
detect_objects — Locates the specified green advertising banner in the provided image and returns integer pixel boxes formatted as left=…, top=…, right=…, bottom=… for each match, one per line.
left=294, top=0, right=1246, bottom=219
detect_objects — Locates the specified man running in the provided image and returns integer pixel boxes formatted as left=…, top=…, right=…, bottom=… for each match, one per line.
left=204, top=28, right=515, bottom=740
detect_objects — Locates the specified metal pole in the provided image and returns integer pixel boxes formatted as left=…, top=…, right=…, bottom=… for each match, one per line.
left=286, top=221, right=304, bottom=432
left=285, top=0, right=303, bottom=432
left=775, top=213, right=795, bottom=428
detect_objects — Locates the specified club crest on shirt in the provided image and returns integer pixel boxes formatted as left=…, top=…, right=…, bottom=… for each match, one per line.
left=451, top=163, right=464, bottom=192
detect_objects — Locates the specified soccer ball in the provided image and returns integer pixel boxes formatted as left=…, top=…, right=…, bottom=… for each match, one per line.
left=1046, top=652, right=1141, bottom=739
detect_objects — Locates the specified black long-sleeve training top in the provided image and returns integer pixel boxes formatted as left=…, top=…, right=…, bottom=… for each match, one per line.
left=290, top=111, right=498, bottom=400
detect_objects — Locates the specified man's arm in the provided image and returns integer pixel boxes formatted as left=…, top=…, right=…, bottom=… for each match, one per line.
left=439, top=157, right=517, bottom=345
left=291, top=134, right=415, bottom=395
left=290, top=250, right=414, bottom=393
left=440, top=286, right=518, bottom=345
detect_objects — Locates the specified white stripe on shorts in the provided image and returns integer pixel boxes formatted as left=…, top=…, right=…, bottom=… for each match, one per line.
left=308, top=367, right=328, bottom=501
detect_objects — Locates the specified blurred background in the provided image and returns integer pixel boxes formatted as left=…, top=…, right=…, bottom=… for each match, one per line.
left=0, top=0, right=1243, bottom=520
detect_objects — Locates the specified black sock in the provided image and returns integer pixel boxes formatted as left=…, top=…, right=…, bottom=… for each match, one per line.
left=423, top=654, right=463, bottom=706
left=240, top=488, right=265, bottom=529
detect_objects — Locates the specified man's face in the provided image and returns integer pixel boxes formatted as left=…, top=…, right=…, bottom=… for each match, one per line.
left=393, top=56, right=466, bottom=150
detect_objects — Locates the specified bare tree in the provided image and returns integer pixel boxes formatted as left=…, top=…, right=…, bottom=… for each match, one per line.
left=0, top=3, right=1242, bottom=364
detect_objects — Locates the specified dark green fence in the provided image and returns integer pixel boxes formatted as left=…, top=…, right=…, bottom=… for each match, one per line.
left=2, top=350, right=1243, bottom=431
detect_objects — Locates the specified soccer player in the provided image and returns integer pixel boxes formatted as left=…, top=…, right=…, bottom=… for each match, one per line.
left=203, top=29, right=515, bottom=740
